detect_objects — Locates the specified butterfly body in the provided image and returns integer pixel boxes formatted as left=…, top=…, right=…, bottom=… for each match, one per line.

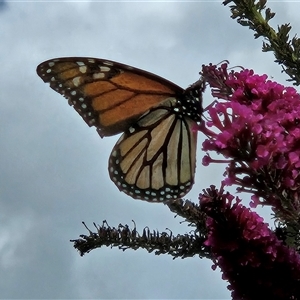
left=37, top=57, right=203, bottom=202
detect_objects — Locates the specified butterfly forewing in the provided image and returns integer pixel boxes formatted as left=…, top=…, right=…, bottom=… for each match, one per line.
left=37, top=58, right=183, bottom=137
left=37, top=57, right=203, bottom=202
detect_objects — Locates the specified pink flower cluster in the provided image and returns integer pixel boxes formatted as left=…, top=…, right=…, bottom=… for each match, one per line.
left=200, top=63, right=300, bottom=218
left=200, top=186, right=300, bottom=299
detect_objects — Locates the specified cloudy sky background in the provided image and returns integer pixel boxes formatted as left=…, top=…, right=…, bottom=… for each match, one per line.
left=1, top=1, right=300, bottom=299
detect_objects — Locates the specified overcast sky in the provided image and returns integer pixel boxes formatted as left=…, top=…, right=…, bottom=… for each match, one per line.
left=1, top=1, right=300, bottom=299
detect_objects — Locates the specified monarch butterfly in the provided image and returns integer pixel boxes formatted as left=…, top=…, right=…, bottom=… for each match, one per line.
left=36, top=57, right=203, bottom=202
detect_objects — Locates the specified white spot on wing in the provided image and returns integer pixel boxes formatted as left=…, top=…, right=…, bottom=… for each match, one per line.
left=79, top=66, right=87, bottom=73
left=103, top=61, right=114, bottom=66
left=72, top=77, right=81, bottom=87
left=93, top=72, right=105, bottom=79
left=100, top=66, right=110, bottom=72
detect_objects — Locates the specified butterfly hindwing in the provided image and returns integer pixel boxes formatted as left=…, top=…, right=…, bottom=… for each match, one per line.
left=108, top=97, right=198, bottom=202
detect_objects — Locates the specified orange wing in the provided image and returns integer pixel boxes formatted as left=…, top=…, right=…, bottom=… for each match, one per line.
left=36, top=57, right=184, bottom=137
